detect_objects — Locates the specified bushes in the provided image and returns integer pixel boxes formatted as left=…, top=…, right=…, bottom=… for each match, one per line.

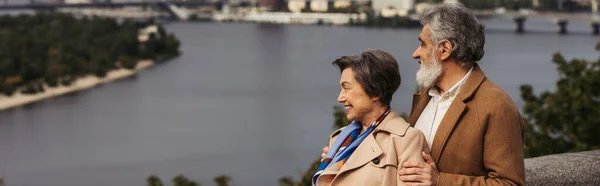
left=520, top=43, right=600, bottom=158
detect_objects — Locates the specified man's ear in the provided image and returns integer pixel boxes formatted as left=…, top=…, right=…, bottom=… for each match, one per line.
left=438, top=40, right=453, bottom=61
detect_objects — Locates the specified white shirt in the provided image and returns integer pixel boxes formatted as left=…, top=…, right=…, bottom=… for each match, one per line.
left=414, top=67, right=473, bottom=149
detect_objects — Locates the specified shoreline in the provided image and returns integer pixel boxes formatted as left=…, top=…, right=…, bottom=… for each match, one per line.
left=0, top=60, right=155, bottom=111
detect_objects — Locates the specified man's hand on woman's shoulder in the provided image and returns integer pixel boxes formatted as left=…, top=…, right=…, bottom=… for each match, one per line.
left=399, top=152, right=439, bottom=186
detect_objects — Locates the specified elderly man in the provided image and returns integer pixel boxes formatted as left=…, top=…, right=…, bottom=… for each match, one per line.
left=398, top=3, right=525, bottom=186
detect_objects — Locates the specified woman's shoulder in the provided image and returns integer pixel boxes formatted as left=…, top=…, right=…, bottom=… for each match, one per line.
left=383, top=118, right=429, bottom=153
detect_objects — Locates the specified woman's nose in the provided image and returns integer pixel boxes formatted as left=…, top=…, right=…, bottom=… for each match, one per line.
left=337, top=91, right=345, bottom=103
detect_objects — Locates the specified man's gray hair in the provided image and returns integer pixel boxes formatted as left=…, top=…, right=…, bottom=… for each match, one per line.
left=419, top=3, right=485, bottom=68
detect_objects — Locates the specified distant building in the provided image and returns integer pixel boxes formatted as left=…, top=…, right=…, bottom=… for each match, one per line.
left=310, top=0, right=328, bottom=12
left=288, top=0, right=305, bottom=13
left=372, top=0, right=414, bottom=17
left=574, top=0, right=593, bottom=6
left=373, top=0, right=414, bottom=10
left=532, top=0, right=540, bottom=8
left=333, top=0, right=351, bottom=9
left=138, top=25, right=159, bottom=42
left=415, top=2, right=435, bottom=14
left=573, top=0, right=598, bottom=13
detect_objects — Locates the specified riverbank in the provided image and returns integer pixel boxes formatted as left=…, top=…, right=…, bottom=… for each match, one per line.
left=0, top=60, right=154, bottom=111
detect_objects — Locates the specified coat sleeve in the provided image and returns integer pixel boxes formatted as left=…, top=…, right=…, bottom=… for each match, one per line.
left=438, top=102, right=526, bottom=186
left=396, top=129, right=430, bottom=186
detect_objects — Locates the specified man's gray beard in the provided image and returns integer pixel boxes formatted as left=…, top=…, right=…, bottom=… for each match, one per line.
left=416, top=51, right=443, bottom=89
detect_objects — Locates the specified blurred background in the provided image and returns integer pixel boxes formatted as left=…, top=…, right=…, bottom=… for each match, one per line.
left=0, top=0, right=598, bottom=185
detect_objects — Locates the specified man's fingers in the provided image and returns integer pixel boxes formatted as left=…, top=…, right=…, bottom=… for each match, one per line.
left=399, top=175, right=418, bottom=182
left=422, top=152, right=433, bottom=162
left=401, top=153, right=435, bottom=185
left=401, top=174, right=432, bottom=186
left=422, top=152, right=435, bottom=165
left=399, top=174, right=426, bottom=182
left=398, top=168, right=422, bottom=176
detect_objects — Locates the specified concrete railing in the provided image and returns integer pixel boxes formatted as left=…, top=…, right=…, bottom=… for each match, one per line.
left=525, top=150, right=600, bottom=186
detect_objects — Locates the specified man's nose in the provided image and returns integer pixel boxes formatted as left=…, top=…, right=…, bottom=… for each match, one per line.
left=412, top=48, right=420, bottom=59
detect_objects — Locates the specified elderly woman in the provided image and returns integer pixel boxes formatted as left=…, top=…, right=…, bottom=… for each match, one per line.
left=313, top=49, right=429, bottom=186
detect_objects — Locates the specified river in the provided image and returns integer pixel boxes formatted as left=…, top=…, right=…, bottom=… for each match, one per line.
left=0, top=17, right=598, bottom=186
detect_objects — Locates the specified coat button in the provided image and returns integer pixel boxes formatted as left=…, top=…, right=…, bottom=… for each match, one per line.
left=372, top=158, right=380, bottom=165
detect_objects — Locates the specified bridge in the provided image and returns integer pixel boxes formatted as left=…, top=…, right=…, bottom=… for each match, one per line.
left=473, top=0, right=600, bottom=35
left=0, top=1, right=222, bottom=20
left=475, top=10, right=600, bottom=35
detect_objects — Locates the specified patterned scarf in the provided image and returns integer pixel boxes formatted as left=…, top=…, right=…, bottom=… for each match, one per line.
left=312, top=108, right=391, bottom=186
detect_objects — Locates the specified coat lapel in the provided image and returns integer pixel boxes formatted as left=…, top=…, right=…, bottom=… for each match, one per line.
left=408, top=90, right=431, bottom=127
left=334, top=133, right=382, bottom=177
left=430, top=64, right=487, bottom=163
left=332, top=112, right=402, bottom=182
left=430, top=100, right=467, bottom=162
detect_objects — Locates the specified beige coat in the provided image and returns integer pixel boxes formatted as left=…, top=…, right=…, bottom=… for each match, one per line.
left=408, top=64, right=526, bottom=186
left=316, top=110, right=430, bottom=186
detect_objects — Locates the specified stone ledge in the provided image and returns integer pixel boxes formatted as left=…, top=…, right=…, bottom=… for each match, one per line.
left=526, top=150, right=600, bottom=186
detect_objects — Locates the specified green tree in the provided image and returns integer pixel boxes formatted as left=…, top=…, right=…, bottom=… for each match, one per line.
left=146, top=175, right=164, bottom=186
left=172, top=174, right=200, bottom=186
left=520, top=43, right=600, bottom=158
left=0, top=12, right=180, bottom=96
left=118, top=56, right=138, bottom=70
left=278, top=177, right=294, bottom=186
left=164, top=33, right=181, bottom=58
left=213, top=175, right=231, bottom=186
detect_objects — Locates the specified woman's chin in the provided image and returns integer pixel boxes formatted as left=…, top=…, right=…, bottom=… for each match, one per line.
left=346, top=115, right=355, bottom=122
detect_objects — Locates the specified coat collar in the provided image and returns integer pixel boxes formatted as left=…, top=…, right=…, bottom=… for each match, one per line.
left=374, top=110, right=411, bottom=136
left=408, top=63, right=487, bottom=162
left=330, top=110, right=410, bottom=139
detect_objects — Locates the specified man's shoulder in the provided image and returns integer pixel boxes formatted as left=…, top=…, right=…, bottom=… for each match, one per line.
left=472, top=79, right=518, bottom=111
left=478, top=79, right=511, bottom=97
